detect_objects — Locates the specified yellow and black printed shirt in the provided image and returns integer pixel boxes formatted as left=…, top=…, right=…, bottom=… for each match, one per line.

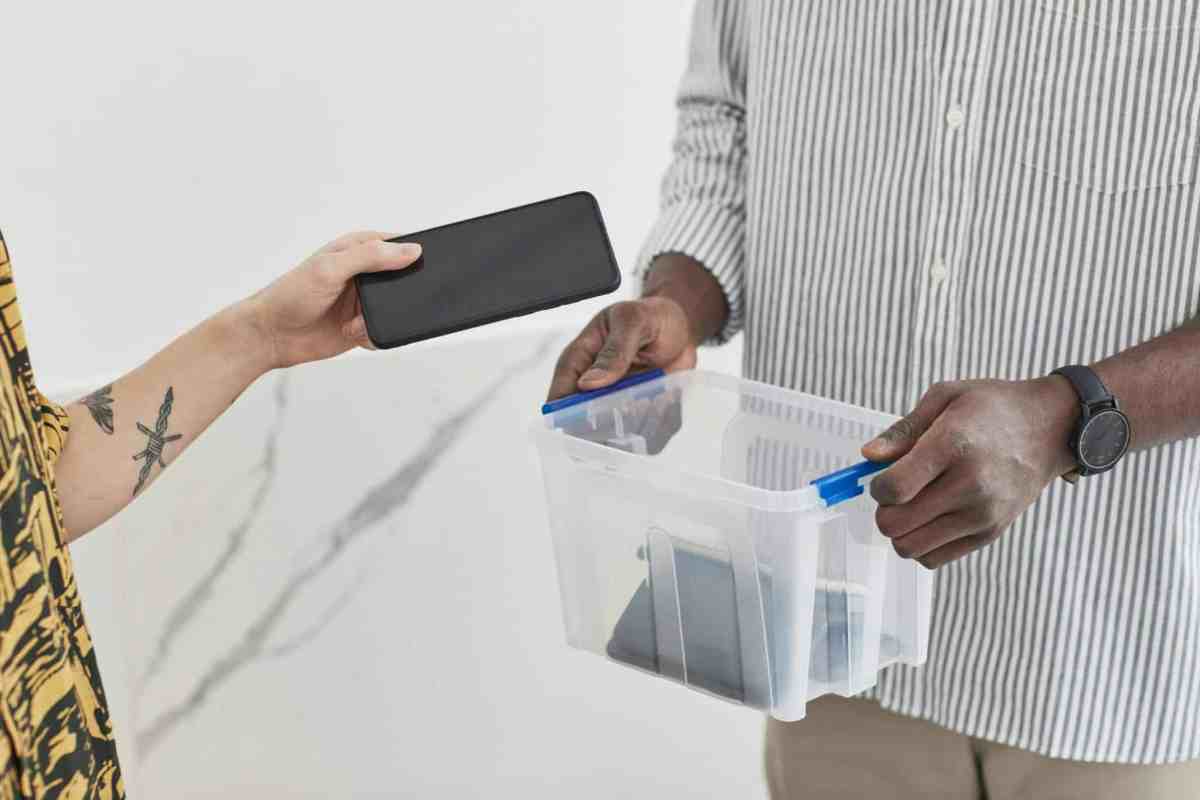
left=0, top=233, right=122, bottom=798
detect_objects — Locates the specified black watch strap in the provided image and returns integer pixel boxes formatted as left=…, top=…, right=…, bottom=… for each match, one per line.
left=1052, top=364, right=1127, bottom=481
left=1052, top=365, right=1116, bottom=411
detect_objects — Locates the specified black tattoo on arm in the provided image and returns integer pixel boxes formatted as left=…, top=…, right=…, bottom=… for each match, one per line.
left=132, top=387, right=183, bottom=496
left=81, top=384, right=115, bottom=434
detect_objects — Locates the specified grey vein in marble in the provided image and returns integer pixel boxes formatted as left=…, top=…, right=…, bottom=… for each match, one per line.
left=135, top=335, right=557, bottom=758
left=136, top=372, right=290, bottom=697
left=263, top=570, right=367, bottom=660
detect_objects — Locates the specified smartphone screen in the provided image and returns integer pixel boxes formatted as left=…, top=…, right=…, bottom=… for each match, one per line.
left=355, top=191, right=621, bottom=348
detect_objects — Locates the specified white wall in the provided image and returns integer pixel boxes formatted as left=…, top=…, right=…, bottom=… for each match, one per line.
left=2, top=0, right=696, bottom=396
left=3, top=2, right=770, bottom=796
left=69, top=331, right=756, bottom=798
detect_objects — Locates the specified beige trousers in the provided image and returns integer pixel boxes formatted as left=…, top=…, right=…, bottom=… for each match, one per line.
left=765, top=696, right=1200, bottom=800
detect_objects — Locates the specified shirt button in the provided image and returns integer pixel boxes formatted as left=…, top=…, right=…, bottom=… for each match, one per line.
left=946, top=106, right=965, bottom=130
left=930, top=258, right=949, bottom=285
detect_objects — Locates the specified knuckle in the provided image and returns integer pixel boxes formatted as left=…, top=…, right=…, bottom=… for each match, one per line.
left=555, top=349, right=588, bottom=377
left=893, top=419, right=916, bottom=440
left=364, top=238, right=389, bottom=261
left=966, top=502, right=995, bottom=527
left=579, top=319, right=608, bottom=347
left=927, top=381, right=951, bottom=402
left=875, top=505, right=913, bottom=538
left=977, top=526, right=1002, bottom=546
left=871, top=472, right=915, bottom=505
left=596, top=339, right=623, bottom=360
left=948, top=429, right=974, bottom=459
left=592, top=342, right=627, bottom=370
left=611, top=301, right=646, bottom=326
left=883, top=418, right=916, bottom=444
left=927, top=380, right=961, bottom=404
left=962, top=468, right=988, bottom=498
left=554, top=340, right=579, bottom=365
left=567, top=331, right=598, bottom=358
left=870, top=476, right=899, bottom=505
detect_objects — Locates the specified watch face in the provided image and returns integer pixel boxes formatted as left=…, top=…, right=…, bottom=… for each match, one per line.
left=1079, top=409, right=1131, bottom=471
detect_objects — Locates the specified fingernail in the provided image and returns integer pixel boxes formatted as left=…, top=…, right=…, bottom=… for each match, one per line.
left=386, top=242, right=422, bottom=259
left=580, top=368, right=605, bottom=383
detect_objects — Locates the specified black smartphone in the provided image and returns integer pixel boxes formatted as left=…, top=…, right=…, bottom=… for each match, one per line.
left=355, top=191, right=621, bottom=348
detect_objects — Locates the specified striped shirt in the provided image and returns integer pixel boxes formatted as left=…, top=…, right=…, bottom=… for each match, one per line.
left=637, top=0, right=1200, bottom=764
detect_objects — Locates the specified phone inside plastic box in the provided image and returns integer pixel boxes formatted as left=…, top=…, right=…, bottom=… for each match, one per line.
left=531, top=370, right=933, bottom=721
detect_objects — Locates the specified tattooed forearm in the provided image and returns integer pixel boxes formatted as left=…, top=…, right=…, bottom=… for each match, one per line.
left=132, top=387, right=183, bottom=496
left=81, top=385, right=115, bottom=434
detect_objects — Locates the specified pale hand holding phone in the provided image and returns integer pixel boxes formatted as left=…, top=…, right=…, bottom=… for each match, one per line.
left=245, top=231, right=423, bottom=369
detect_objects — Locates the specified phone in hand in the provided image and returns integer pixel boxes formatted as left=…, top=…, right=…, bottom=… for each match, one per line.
left=355, top=191, right=621, bottom=348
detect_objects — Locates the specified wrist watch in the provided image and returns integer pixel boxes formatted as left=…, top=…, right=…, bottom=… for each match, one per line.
left=1051, top=365, right=1132, bottom=481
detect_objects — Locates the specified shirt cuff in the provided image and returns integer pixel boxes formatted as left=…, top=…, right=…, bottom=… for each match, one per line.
left=634, top=201, right=745, bottom=346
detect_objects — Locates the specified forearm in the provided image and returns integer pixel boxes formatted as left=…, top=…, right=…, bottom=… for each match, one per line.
left=54, top=301, right=272, bottom=540
left=1086, top=318, right=1200, bottom=454
left=642, top=253, right=730, bottom=345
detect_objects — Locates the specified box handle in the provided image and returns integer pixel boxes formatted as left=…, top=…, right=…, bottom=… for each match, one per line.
left=811, top=460, right=893, bottom=507
left=540, top=368, right=667, bottom=415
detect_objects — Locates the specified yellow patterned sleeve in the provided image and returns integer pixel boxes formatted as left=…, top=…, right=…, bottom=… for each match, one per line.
left=34, top=388, right=71, bottom=465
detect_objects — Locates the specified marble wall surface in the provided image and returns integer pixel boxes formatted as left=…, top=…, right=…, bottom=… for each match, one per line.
left=68, top=327, right=762, bottom=797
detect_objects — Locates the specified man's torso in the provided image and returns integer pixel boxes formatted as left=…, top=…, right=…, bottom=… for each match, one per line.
left=733, top=0, right=1200, bottom=763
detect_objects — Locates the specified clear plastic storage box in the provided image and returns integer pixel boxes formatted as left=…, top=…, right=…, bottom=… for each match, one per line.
left=531, top=369, right=932, bottom=721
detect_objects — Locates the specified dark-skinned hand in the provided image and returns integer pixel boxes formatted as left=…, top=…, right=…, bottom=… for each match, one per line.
left=546, top=296, right=698, bottom=402
left=863, top=376, right=1081, bottom=569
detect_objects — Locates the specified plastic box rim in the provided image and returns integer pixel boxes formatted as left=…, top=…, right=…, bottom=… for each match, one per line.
left=530, top=369, right=898, bottom=514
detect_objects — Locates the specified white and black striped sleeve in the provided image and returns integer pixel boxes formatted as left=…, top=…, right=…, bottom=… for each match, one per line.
left=636, top=0, right=748, bottom=344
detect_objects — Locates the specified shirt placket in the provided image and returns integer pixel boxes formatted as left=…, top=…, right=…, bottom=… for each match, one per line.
left=911, top=2, right=998, bottom=403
